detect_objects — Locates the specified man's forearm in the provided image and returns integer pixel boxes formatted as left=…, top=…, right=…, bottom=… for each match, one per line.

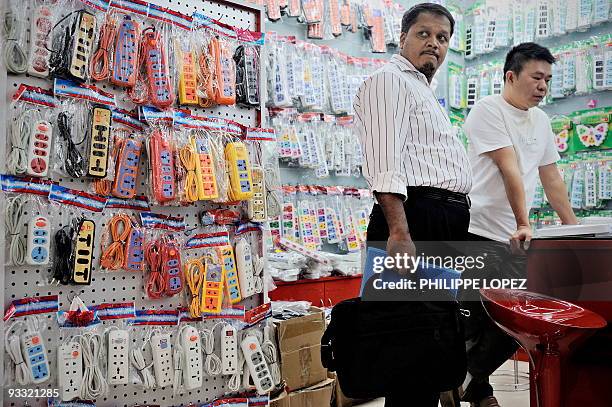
left=543, top=178, right=578, bottom=224
left=375, top=192, right=410, bottom=239
left=500, top=167, right=530, bottom=227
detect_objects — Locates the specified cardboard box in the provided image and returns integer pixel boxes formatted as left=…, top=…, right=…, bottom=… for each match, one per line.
left=275, top=307, right=328, bottom=391
left=270, top=391, right=290, bottom=407
left=287, top=378, right=334, bottom=407
left=328, top=372, right=371, bottom=407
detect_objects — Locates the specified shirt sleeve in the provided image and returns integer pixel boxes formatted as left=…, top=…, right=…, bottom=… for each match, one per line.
left=539, top=119, right=561, bottom=166
left=353, top=71, right=409, bottom=200
left=464, top=99, right=513, bottom=156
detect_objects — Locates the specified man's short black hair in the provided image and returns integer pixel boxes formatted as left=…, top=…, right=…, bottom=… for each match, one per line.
left=503, top=42, right=556, bottom=81
left=401, top=3, right=455, bottom=36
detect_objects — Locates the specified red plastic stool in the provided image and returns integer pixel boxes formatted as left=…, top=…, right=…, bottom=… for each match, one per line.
left=480, top=288, right=607, bottom=407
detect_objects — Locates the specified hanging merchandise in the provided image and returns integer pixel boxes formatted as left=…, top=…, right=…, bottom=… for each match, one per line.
left=302, top=0, right=324, bottom=24
left=524, top=0, right=537, bottom=43
left=575, top=43, right=591, bottom=95
left=577, top=0, right=594, bottom=30
left=562, top=47, right=577, bottom=96
left=360, top=0, right=387, bottom=53
left=328, top=0, right=343, bottom=38
left=27, top=0, right=55, bottom=78
left=286, top=37, right=306, bottom=106
left=571, top=107, right=611, bottom=152
left=593, top=0, right=610, bottom=24
left=324, top=48, right=350, bottom=114
left=494, top=0, right=511, bottom=48
left=551, top=0, right=567, bottom=36
left=3, top=0, right=29, bottom=74
left=550, top=52, right=566, bottom=99
left=234, top=28, right=264, bottom=108
left=265, top=34, right=292, bottom=108
left=448, top=62, right=466, bottom=110
left=470, top=3, right=486, bottom=55
left=552, top=115, right=573, bottom=153
left=447, top=2, right=464, bottom=52
left=536, top=0, right=552, bottom=39
left=266, top=0, right=282, bottom=21
left=465, top=70, right=479, bottom=109
left=107, top=12, right=143, bottom=87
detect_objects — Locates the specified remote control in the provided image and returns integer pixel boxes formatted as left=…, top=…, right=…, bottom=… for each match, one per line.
left=26, top=216, right=50, bottom=266
left=87, top=106, right=112, bottom=178
left=221, top=325, right=238, bottom=375
left=58, top=342, right=82, bottom=401
left=240, top=335, right=273, bottom=395
left=22, top=331, right=50, bottom=384
left=72, top=219, right=95, bottom=285
left=235, top=238, right=256, bottom=299
left=27, top=4, right=52, bottom=78
left=179, top=326, right=202, bottom=390
left=26, top=120, right=52, bottom=177
left=151, top=332, right=174, bottom=388
left=69, top=11, right=96, bottom=81
left=108, top=329, right=130, bottom=385
left=112, top=138, right=142, bottom=199
left=217, top=246, right=242, bottom=305
left=111, top=15, right=140, bottom=87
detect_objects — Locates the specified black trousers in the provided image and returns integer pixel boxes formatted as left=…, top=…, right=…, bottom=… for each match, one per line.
left=458, top=232, right=527, bottom=402
left=366, top=188, right=470, bottom=407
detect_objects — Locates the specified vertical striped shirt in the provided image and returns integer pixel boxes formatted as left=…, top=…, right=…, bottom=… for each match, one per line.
left=353, top=54, right=473, bottom=199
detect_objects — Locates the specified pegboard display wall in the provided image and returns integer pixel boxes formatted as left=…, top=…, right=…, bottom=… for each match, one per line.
left=1, top=0, right=270, bottom=406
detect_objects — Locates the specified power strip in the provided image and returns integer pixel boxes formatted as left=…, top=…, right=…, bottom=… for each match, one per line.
left=69, top=11, right=96, bottom=81
left=27, top=4, right=52, bottom=77
left=125, top=227, right=144, bottom=272
left=26, top=120, right=52, bottom=177
left=142, top=30, right=174, bottom=108
left=22, top=331, right=50, bottom=384
left=241, top=335, right=273, bottom=395
left=178, top=49, right=199, bottom=105
left=226, top=142, right=254, bottom=201
left=235, top=238, right=256, bottom=299
left=202, top=259, right=224, bottom=314
left=179, top=326, right=203, bottom=390
left=87, top=106, right=112, bottom=178
left=108, top=329, right=130, bottom=385
left=151, top=332, right=174, bottom=388
left=162, top=240, right=183, bottom=296
left=217, top=246, right=242, bottom=304
left=112, top=138, right=142, bottom=199
left=72, top=219, right=96, bottom=285
left=247, top=167, right=267, bottom=223
left=26, top=216, right=50, bottom=266
left=149, top=130, right=177, bottom=203
left=191, top=136, right=219, bottom=200
left=58, top=342, right=83, bottom=401
left=221, top=325, right=238, bottom=375
left=111, top=15, right=140, bottom=87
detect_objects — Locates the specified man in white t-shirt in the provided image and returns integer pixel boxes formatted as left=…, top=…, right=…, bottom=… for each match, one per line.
left=458, top=43, right=578, bottom=407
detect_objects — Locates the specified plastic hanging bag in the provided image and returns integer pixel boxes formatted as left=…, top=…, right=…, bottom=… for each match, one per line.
left=234, top=28, right=265, bottom=108
left=3, top=0, right=30, bottom=74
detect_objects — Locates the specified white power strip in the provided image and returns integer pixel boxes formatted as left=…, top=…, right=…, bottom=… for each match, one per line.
left=26, top=120, right=52, bottom=177
left=179, top=326, right=203, bottom=390
left=221, top=325, right=238, bottom=375
left=27, top=5, right=52, bottom=78
left=241, top=335, right=273, bottom=395
left=58, top=342, right=83, bottom=401
left=151, top=332, right=174, bottom=388
left=26, top=216, right=50, bottom=266
left=235, top=238, right=256, bottom=299
left=107, top=329, right=130, bottom=385
left=21, top=331, right=50, bottom=384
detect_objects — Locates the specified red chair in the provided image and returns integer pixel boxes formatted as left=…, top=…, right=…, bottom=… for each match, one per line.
left=480, top=288, right=606, bottom=407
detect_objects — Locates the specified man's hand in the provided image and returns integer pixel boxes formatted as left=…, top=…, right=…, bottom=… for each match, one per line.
left=387, top=233, right=416, bottom=276
left=510, top=225, right=532, bottom=254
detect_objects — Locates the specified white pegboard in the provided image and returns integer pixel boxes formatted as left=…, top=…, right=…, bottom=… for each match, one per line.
left=1, top=0, right=268, bottom=406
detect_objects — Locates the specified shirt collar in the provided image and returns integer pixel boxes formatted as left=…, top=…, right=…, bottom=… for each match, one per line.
left=390, top=54, right=428, bottom=83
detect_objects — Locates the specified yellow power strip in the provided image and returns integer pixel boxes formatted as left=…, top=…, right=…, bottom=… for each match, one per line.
left=217, top=246, right=242, bottom=305
left=178, top=49, right=199, bottom=105
left=247, top=167, right=267, bottom=222
left=69, top=11, right=96, bottom=81
left=225, top=142, right=254, bottom=201
left=72, top=219, right=96, bottom=285
left=87, top=106, right=112, bottom=178
left=201, top=256, right=225, bottom=314
left=191, top=136, right=219, bottom=200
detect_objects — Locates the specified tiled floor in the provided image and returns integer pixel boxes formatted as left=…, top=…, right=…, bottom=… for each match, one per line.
left=356, top=361, right=530, bottom=407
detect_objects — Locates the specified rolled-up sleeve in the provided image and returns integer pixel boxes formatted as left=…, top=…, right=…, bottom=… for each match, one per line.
left=353, top=71, right=409, bottom=200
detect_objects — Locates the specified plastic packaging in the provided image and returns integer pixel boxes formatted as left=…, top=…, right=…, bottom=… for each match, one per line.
left=234, top=28, right=265, bottom=108
left=3, top=0, right=30, bottom=74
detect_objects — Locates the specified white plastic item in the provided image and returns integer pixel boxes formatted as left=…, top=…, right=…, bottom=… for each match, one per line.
left=22, top=331, right=50, bottom=384
left=58, top=342, right=83, bottom=401
left=236, top=238, right=256, bottom=299
left=107, top=329, right=130, bottom=385
left=151, top=332, right=174, bottom=388
left=180, top=326, right=203, bottom=390
left=221, top=325, right=238, bottom=375
left=26, top=216, right=50, bottom=266
left=27, top=4, right=52, bottom=78
left=26, top=120, right=52, bottom=177
left=241, top=335, right=274, bottom=395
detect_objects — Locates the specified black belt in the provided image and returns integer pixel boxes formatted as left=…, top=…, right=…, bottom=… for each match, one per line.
left=407, top=186, right=470, bottom=208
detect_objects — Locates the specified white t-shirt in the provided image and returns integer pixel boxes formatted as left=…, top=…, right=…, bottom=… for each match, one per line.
left=465, top=95, right=560, bottom=242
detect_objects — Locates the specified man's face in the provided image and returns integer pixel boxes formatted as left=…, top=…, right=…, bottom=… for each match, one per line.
left=399, top=12, right=451, bottom=82
left=506, top=60, right=553, bottom=108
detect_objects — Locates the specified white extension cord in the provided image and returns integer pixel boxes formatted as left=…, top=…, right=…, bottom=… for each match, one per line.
left=227, top=343, right=245, bottom=392
left=3, top=9, right=28, bottom=74
left=4, top=321, right=29, bottom=385
left=261, top=326, right=281, bottom=386
left=172, top=326, right=188, bottom=396
left=130, top=339, right=156, bottom=390
left=5, top=195, right=27, bottom=266
left=8, top=110, right=34, bottom=175
left=253, top=254, right=265, bottom=294
left=200, top=326, right=222, bottom=376
left=80, top=333, right=109, bottom=400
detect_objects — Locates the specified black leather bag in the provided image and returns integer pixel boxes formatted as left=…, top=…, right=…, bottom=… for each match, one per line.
left=321, top=298, right=467, bottom=399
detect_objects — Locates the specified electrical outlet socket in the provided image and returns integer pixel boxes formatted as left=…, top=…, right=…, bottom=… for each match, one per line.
left=221, top=325, right=238, bottom=375
left=180, top=326, right=202, bottom=390
left=26, top=216, right=50, bottom=265
left=21, top=331, right=50, bottom=384
left=236, top=239, right=256, bottom=299
left=58, top=342, right=83, bottom=401
left=26, top=120, right=52, bottom=177
left=151, top=333, right=174, bottom=388
left=108, top=329, right=130, bottom=385
left=241, top=335, right=273, bottom=395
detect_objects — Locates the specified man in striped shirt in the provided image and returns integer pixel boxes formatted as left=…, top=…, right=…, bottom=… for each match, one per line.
left=353, top=3, right=472, bottom=407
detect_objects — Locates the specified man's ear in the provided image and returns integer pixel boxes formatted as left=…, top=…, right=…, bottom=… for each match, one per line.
left=399, top=32, right=406, bottom=49
left=505, top=70, right=514, bottom=84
